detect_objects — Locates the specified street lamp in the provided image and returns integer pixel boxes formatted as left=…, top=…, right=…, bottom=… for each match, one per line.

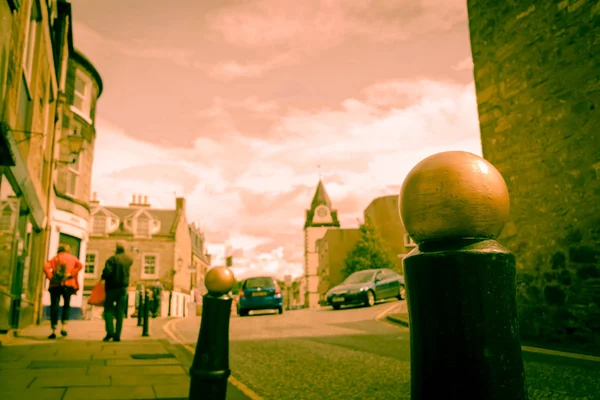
left=56, top=130, right=85, bottom=165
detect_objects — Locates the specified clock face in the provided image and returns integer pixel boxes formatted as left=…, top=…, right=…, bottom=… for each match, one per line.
left=316, top=208, right=328, bottom=217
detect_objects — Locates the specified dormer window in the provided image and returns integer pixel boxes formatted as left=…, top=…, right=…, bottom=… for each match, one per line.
left=92, top=215, right=106, bottom=236
left=125, top=210, right=160, bottom=238
left=136, top=214, right=150, bottom=237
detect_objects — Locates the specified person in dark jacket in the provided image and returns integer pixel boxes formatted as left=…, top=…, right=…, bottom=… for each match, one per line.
left=101, top=241, right=133, bottom=342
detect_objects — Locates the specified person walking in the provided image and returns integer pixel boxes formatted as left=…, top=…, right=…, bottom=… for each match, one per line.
left=101, top=241, right=132, bottom=342
left=43, top=243, right=83, bottom=339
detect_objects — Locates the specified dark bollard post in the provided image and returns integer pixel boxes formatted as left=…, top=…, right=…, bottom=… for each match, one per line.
left=189, top=266, right=235, bottom=400
left=137, top=290, right=143, bottom=327
left=142, top=289, right=150, bottom=337
left=399, top=151, right=527, bottom=400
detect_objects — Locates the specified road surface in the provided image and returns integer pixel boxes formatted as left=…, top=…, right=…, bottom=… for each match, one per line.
left=164, top=300, right=600, bottom=400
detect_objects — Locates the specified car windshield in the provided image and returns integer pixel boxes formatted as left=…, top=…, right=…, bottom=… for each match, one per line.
left=244, top=277, right=275, bottom=289
left=343, top=271, right=375, bottom=284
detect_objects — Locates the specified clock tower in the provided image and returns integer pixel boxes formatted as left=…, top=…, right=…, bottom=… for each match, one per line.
left=302, top=179, right=340, bottom=308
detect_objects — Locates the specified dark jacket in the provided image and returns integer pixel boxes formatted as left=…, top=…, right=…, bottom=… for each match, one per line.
left=102, top=252, right=133, bottom=290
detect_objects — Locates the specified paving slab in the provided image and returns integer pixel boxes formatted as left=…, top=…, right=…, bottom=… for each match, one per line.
left=106, top=357, right=180, bottom=366
left=88, top=364, right=187, bottom=376
left=63, top=385, right=156, bottom=400
left=31, top=375, right=112, bottom=388
left=3, top=387, right=66, bottom=400
left=111, top=373, right=190, bottom=387
left=154, top=382, right=191, bottom=399
left=28, top=359, right=106, bottom=368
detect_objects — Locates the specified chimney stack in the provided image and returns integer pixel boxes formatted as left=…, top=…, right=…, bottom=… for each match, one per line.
left=132, top=194, right=136, bottom=203
left=90, top=191, right=100, bottom=205
left=144, top=195, right=148, bottom=205
left=176, top=197, right=186, bottom=212
left=137, top=194, right=142, bottom=204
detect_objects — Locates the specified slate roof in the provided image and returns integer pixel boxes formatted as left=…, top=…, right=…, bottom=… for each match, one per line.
left=98, top=206, right=178, bottom=237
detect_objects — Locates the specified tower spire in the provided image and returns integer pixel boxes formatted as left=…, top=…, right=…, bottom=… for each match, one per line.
left=318, top=164, right=322, bottom=180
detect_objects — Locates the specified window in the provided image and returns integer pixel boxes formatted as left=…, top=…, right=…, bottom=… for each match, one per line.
left=92, top=215, right=106, bottom=236
left=136, top=214, right=150, bottom=237
left=0, top=203, right=14, bottom=232
left=404, top=234, right=417, bottom=248
left=85, top=251, right=98, bottom=277
left=22, top=0, right=40, bottom=87
left=65, top=152, right=80, bottom=196
left=72, top=69, right=92, bottom=119
left=142, top=254, right=158, bottom=279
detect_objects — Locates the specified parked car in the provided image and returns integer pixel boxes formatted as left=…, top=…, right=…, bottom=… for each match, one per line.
left=326, top=268, right=405, bottom=310
left=237, top=276, right=284, bottom=316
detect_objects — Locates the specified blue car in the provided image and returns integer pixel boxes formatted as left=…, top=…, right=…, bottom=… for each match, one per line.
left=326, top=268, right=405, bottom=310
left=237, top=276, right=283, bottom=317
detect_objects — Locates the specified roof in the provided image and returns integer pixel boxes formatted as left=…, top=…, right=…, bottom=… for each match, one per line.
left=310, top=179, right=332, bottom=209
left=71, top=49, right=103, bottom=96
left=100, top=206, right=178, bottom=237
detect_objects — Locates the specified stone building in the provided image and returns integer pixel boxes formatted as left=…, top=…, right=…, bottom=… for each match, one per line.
left=189, top=222, right=210, bottom=299
left=40, top=47, right=103, bottom=321
left=302, top=179, right=340, bottom=308
left=0, top=0, right=65, bottom=331
left=86, top=195, right=193, bottom=317
left=364, top=195, right=416, bottom=272
left=467, top=0, right=600, bottom=347
left=316, top=228, right=360, bottom=303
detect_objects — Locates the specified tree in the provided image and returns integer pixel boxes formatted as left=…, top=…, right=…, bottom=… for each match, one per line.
left=342, top=216, right=395, bottom=279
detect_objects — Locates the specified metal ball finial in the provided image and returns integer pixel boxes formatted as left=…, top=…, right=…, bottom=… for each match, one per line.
left=399, top=151, right=510, bottom=245
left=205, top=266, right=235, bottom=296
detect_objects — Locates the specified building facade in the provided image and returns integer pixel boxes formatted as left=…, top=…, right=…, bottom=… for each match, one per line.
left=316, top=228, right=361, bottom=303
left=189, top=222, right=210, bottom=299
left=41, top=48, right=103, bottom=321
left=467, top=0, right=600, bottom=346
left=86, top=195, right=193, bottom=317
left=302, top=179, right=340, bottom=308
left=363, top=195, right=415, bottom=272
left=0, top=0, right=62, bottom=331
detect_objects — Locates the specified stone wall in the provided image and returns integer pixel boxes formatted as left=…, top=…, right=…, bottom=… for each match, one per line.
left=467, top=0, right=600, bottom=347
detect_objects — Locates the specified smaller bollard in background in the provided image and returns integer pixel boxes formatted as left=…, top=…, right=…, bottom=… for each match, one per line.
left=399, top=151, right=527, bottom=400
left=188, top=266, right=235, bottom=400
left=141, top=289, right=150, bottom=337
left=137, top=290, right=143, bottom=327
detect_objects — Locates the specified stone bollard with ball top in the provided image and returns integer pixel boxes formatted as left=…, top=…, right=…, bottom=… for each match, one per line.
left=188, top=266, right=236, bottom=400
left=399, top=151, right=527, bottom=400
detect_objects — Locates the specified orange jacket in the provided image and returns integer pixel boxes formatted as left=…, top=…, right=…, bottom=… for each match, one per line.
left=44, top=252, right=83, bottom=291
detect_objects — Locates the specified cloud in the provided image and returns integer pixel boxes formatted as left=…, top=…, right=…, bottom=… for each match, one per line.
left=91, top=77, right=481, bottom=279
left=201, top=0, right=468, bottom=79
left=73, top=22, right=195, bottom=68
left=452, top=56, right=474, bottom=71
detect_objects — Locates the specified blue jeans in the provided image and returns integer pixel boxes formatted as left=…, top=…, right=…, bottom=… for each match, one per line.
left=103, top=287, right=127, bottom=337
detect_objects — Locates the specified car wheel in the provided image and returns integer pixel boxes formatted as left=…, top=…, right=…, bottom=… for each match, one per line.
left=332, top=305, right=341, bottom=310
left=238, top=309, right=248, bottom=317
left=278, top=306, right=284, bottom=314
left=365, top=290, right=375, bottom=307
left=398, top=285, right=406, bottom=300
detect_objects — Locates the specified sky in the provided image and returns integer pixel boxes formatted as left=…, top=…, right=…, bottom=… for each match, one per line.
left=70, top=0, right=482, bottom=281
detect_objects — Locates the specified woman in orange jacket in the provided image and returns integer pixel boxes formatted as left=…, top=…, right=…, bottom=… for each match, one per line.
left=43, top=243, right=83, bottom=339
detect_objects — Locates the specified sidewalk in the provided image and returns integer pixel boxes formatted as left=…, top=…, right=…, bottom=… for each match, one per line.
left=0, top=318, right=247, bottom=400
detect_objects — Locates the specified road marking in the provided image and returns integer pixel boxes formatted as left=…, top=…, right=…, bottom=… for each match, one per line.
left=163, top=319, right=265, bottom=400
left=522, top=346, right=600, bottom=362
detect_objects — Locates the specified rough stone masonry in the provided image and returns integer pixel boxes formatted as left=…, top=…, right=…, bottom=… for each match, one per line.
left=467, top=0, right=600, bottom=348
